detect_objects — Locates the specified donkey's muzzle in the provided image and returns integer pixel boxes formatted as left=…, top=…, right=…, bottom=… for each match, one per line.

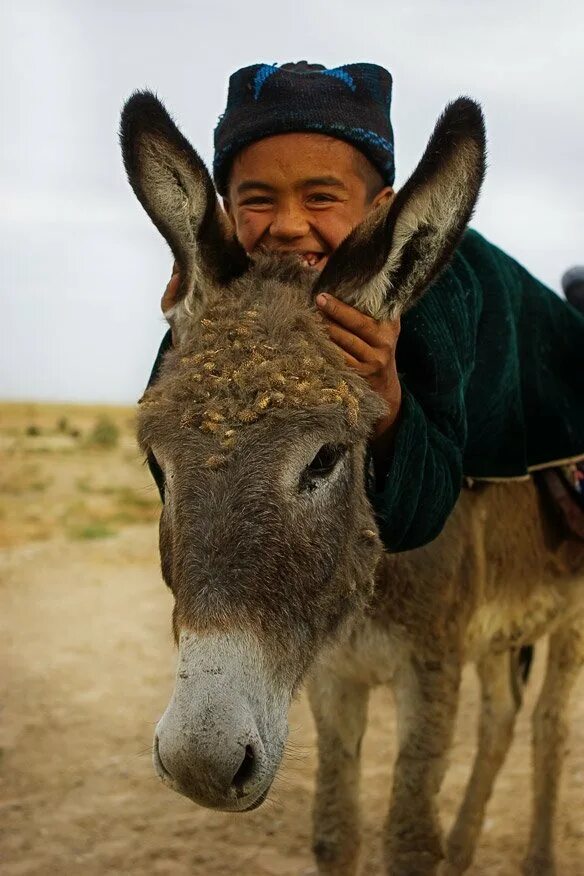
left=154, top=695, right=271, bottom=809
left=152, top=630, right=288, bottom=811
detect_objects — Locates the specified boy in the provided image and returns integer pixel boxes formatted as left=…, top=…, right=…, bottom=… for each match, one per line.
left=149, top=61, right=584, bottom=551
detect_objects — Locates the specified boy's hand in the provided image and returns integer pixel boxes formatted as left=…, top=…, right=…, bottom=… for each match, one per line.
left=315, top=292, right=402, bottom=441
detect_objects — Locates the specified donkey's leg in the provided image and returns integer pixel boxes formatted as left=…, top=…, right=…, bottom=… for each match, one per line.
left=445, top=650, right=523, bottom=874
left=384, top=652, right=462, bottom=876
left=307, top=669, right=370, bottom=876
left=523, top=621, right=584, bottom=876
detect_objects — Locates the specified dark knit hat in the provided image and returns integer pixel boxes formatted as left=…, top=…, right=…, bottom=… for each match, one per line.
left=213, top=61, right=395, bottom=195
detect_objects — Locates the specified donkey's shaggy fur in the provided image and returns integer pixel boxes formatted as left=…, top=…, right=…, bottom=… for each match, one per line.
left=121, top=91, right=584, bottom=875
left=139, top=257, right=373, bottom=468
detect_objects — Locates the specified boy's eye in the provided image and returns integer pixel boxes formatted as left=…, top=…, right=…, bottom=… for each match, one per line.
left=240, top=196, right=273, bottom=207
left=307, top=193, right=337, bottom=204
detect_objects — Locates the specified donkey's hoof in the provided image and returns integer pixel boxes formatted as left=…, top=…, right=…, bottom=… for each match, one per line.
left=386, top=851, right=443, bottom=876
left=438, top=862, right=465, bottom=876
left=522, top=854, right=556, bottom=876
left=442, top=841, right=473, bottom=875
left=313, top=838, right=360, bottom=876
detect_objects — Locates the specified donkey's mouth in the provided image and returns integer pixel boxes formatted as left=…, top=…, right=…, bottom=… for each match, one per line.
left=242, top=787, right=270, bottom=811
left=153, top=733, right=177, bottom=785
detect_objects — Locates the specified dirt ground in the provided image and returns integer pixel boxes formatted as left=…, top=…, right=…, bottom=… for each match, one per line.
left=1, top=403, right=583, bottom=875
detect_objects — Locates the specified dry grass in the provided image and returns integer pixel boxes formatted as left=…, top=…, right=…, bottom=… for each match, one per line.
left=0, top=402, right=160, bottom=547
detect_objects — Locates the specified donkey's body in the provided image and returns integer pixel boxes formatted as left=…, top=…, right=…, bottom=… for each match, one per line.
left=310, top=481, right=584, bottom=874
left=120, top=91, right=583, bottom=875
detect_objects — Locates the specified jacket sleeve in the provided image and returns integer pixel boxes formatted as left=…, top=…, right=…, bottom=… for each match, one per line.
left=146, top=328, right=173, bottom=391
left=143, top=328, right=173, bottom=499
left=367, top=237, right=483, bottom=552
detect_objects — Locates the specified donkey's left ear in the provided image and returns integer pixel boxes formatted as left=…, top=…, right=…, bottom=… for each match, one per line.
left=120, top=91, right=248, bottom=329
left=313, top=98, right=486, bottom=319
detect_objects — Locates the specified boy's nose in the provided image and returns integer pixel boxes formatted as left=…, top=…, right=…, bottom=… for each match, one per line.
left=269, top=205, right=310, bottom=240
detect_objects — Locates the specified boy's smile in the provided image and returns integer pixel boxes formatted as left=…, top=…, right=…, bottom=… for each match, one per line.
left=224, top=132, right=393, bottom=270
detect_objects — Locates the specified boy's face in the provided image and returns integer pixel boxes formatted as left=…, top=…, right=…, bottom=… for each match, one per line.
left=224, top=133, right=393, bottom=271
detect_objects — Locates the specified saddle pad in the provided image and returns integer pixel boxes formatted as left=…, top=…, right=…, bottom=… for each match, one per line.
left=535, top=465, right=584, bottom=541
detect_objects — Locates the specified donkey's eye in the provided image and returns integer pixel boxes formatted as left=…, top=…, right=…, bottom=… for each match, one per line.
left=299, top=443, right=347, bottom=492
left=146, top=450, right=165, bottom=501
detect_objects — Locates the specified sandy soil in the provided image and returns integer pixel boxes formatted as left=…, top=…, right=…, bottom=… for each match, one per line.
left=1, top=404, right=583, bottom=875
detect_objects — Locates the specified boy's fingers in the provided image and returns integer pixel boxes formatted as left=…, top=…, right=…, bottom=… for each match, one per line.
left=316, top=293, right=398, bottom=347
left=336, top=348, right=361, bottom=369
left=316, top=293, right=374, bottom=338
left=323, top=318, right=372, bottom=362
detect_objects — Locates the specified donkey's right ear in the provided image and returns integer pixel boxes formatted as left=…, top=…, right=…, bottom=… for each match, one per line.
left=313, top=98, right=486, bottom=320
left=120, top=91, right=248, bottom=320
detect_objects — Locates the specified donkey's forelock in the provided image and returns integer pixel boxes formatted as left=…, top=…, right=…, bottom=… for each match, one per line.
left=138, top=254, right=386, bottom=467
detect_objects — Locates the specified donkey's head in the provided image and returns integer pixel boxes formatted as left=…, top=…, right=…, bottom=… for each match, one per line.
left=120, top=91, right=485, bottom=811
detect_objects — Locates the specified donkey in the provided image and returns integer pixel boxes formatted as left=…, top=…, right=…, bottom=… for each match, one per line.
left=120, top=92, right=584, bottom=875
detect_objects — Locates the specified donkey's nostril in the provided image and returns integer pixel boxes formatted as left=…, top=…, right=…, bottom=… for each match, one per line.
left=231, top=744, right=255, bottom=792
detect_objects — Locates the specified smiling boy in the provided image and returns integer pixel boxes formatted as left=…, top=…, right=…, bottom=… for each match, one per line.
left=150, top=61, right=584, bottom=550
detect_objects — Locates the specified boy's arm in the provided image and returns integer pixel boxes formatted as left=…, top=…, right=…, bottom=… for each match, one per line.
left=367, top=381, right=466, bottom=552
left=317, top=254, right=479, bottom=553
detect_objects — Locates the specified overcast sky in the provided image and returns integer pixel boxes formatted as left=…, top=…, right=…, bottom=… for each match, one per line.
left=1, top=0, right=583, bottom=403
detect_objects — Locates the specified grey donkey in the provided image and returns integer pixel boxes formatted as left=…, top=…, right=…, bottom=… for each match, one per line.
left=120, top=92, right=584, bottom=875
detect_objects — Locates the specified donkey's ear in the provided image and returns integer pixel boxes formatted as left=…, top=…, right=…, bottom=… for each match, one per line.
left=313, top=98, right=486, bottom=319
left=120, top=91, right=248, bottom=325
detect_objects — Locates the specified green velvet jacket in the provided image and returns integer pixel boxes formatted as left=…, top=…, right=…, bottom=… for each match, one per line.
left=372, top=228, right=584, bottom=552
left=147, top=229, right=584, bottom=554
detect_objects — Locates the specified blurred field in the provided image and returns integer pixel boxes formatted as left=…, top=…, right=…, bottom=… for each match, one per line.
left=0, top=402, right=159, bottom=547
left=0, top=402, right=583, bottom=875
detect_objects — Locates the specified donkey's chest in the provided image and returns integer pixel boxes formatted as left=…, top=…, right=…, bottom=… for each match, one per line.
left=321, top=619, right=410, bottom=687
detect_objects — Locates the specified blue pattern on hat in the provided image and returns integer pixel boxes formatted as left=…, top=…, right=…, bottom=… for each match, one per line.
left=253, top=64, right=278, bottom=100
left=328, top=123, right=393, bottom=155
left=319, top=67, right=356, bottom=92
